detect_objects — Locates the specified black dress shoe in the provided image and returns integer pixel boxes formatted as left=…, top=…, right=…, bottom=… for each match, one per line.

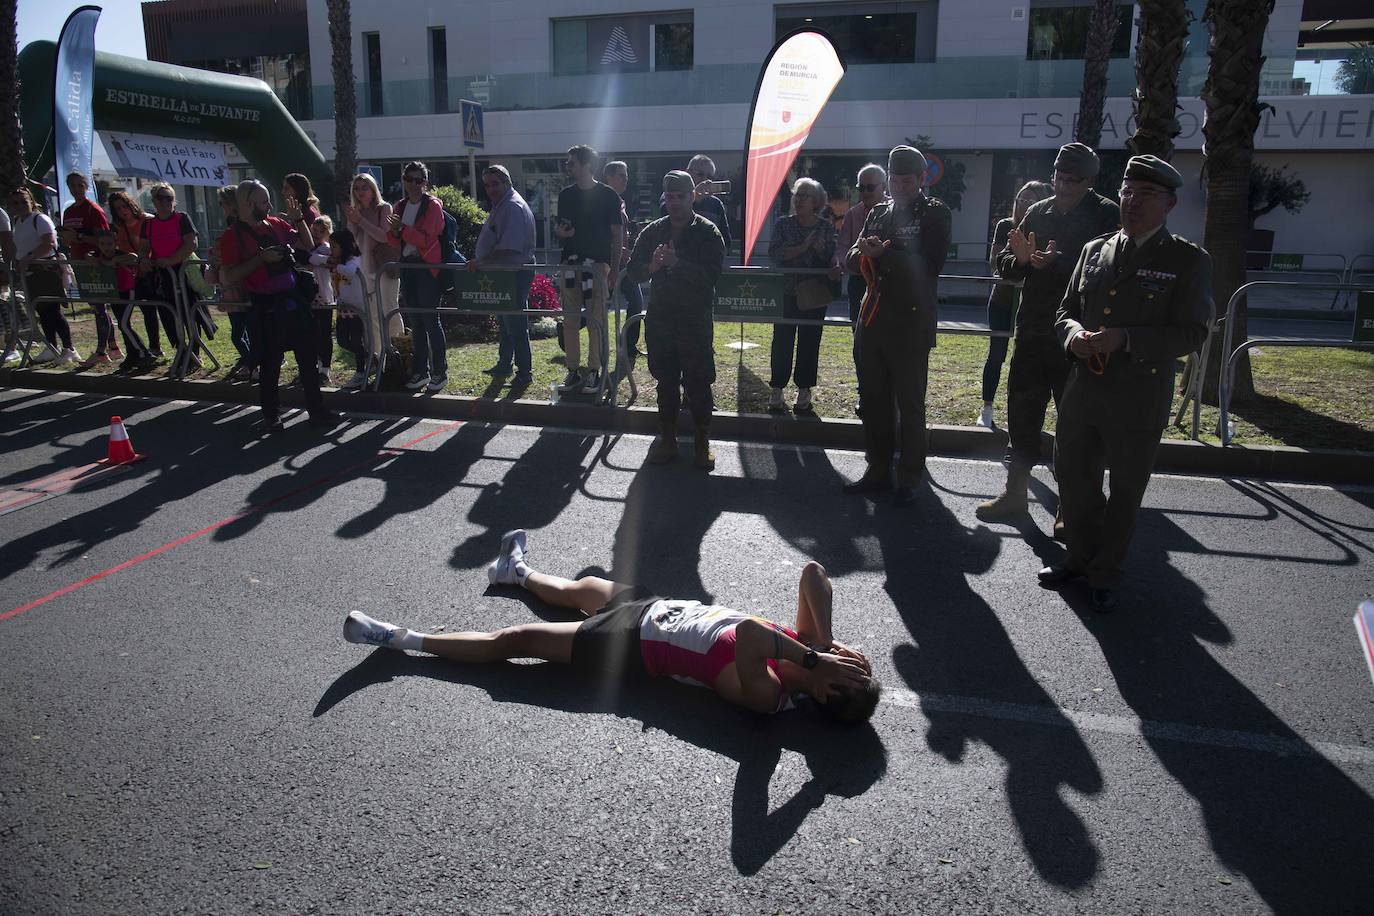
left=1090, top=588, right=1119, bottom=613
left=842, top=476, right=890, bottom=496
left=262, top=417, right=284, bottom=435
left=892, top=485, right=917, bottom=507
left=308, top=411, right=342, bottom=428
left=1037, top=565, right=1084, bottom=588
left=482, top=364, right=511, bottom=376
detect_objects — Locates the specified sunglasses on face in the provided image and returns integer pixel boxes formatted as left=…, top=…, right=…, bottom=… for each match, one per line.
left=858, top=183, right=882, bottom=193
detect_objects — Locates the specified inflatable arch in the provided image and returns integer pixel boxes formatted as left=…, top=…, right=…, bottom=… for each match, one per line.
left=18, top=40, right=334, bottom=211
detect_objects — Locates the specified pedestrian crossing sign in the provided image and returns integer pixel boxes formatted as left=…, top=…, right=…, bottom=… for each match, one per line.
left=461, top=99, right=485, bottom=149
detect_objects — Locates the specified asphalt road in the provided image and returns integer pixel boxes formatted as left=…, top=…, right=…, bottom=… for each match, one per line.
left=2, top=388, right=1372, bottom=914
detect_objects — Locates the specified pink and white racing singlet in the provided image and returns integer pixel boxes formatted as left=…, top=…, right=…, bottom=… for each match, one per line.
left=637, top=600, right=798, bottom=690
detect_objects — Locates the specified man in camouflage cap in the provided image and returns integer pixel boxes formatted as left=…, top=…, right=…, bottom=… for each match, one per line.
left=1040, top=155, right=1212, bottom=612
left=627, top=170, right=726, bottom=470
left=842, top=145, right=952, bottom=507
left=978, top=141, right=1120, bottom=532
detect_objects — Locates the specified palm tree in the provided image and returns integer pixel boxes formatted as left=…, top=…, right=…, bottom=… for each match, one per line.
left=327, top=0, right=357, bottom=215
left=1126, top=0, right=1192, bottom=159
left=1077, top=0, right=1123, bottom=147
left=0, top=0, right=25, bottom=192
left=1334, top=43, right=1374, bottom=95
left=1200, top=0, right=1274, bottom=403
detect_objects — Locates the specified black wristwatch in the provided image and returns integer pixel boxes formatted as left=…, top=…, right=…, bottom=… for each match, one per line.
left=801, top=648, right=819, bottom=670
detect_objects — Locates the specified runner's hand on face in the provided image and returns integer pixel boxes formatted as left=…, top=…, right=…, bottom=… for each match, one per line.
left=826, top=640, right=872, bottom=676
left=812, top=653, right=869, bottom=700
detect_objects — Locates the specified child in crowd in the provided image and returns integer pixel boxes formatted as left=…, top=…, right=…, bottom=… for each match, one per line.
left=86, top=230, right=141, bottom=372
left=329, top=228, right=370, bottom=390
left=309, top=215, right=335, bottom=385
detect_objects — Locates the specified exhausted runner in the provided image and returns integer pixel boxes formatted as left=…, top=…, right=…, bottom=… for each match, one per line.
left=344, top=531, right=880, bottom=722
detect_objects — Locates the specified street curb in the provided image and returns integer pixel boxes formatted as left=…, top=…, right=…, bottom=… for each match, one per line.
left=3, top=368, right=1370, bottom=485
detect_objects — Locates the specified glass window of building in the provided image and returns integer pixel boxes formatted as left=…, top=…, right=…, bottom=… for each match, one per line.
left=1026, top=1, right=1134, bottom=61
left=431, top=28, right=449, bottom=113
left=774, top=2, right=938, bottom=65
left=365, top=32, right=384, bottom=115
left=552, top=12, right=694, bottom=75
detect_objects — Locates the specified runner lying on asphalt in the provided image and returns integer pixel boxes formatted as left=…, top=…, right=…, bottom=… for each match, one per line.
left=344, top=530, right=881, bottom=722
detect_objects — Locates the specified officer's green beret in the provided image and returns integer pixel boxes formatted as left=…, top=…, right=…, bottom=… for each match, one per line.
left=662, top=170, right=695, bottom=193
left=1053, top=142, right=1101, bottom=179
left=887, top=145, right=927, bottom=175
left=1123, top=155, right=1183, bottom=190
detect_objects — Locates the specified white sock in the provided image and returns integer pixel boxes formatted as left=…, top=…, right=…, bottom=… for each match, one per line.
left=394, top=629, right=426, bottom=651
left=514, top=559, right=531, bottom=586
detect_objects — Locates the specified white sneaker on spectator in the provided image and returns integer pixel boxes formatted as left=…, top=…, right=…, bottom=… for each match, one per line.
left=488, top=529, right=529, bottom=585
left=557, top=368, right=583, bottom=392
left=976, top=405, right=996, bottom=429
left=57, top=348, right=81, bottom=365
left=2, top=349, right=19, bottom=363
left=767, top=387, right=786, bottom=413
left=342, top=370, right=367, bottom=390
left=425, top=374, right=447, bottom=393
left=404, top=373, right=429, bottom=391
left=579, top=369, right=601, bottom=395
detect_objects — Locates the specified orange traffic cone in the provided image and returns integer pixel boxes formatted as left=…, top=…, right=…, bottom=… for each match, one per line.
left=102, top=415, right=145, bottom=466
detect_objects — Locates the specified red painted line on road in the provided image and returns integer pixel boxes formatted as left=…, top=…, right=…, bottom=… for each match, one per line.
left=0, top=420, right=463, bottom=623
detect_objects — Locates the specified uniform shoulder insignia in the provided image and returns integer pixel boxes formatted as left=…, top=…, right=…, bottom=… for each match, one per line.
left=925, top=195, right=951, bottom=212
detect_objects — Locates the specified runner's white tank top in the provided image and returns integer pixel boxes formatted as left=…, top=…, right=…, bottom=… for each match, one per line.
left=638, top=600, right=797, bottom=690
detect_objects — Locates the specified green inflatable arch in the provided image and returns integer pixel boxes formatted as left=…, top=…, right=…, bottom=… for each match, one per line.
left=19, top=40, right=333, bottom=211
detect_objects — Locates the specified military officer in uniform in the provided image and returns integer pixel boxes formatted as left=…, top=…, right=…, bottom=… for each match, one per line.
left=842, top=145, right=951, bottom=507
left=1039, top=155, right=1212, bottom=612
left=978, top=142, right=1120, bottom=529
left=627, top=170, right=726, bottom=471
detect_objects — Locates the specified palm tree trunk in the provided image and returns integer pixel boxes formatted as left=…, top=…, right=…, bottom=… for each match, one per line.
left=0, top=0, right=26, bottom=192
left=1077, top=0, right=1122, bottom=147
left=1126, top=0, right=1191, bottom=160
left=1199, top=0, right=1274, bottom=406
left=327, top=0, right=357, bottom=216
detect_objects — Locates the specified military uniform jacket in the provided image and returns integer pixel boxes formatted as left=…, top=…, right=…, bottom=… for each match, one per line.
left=999, top=193, right=1120, bottom=335
left=628, top=213, right=725, bottom=339
left=1055, top=226, right=1213, bottom=430
left=846, top=194, right=952, bottom=348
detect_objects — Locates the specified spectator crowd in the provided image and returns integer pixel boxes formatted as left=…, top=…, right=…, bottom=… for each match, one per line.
left=1, top=140, right=1210, bottom=609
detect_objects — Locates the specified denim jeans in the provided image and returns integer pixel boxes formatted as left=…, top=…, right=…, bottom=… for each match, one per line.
left=401, top=259, right=446, bottom=378
left=495, top=270, right=534, bottom=376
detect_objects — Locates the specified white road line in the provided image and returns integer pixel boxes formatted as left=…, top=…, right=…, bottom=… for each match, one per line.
left=883, top=687, right=1374, bottom=766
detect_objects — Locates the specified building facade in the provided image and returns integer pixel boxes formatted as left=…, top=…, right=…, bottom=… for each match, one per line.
left=291, top=0, right=1373, bottom=263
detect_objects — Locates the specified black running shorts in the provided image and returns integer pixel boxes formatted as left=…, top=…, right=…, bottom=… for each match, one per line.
left=571, top=586, right=659, bottom=679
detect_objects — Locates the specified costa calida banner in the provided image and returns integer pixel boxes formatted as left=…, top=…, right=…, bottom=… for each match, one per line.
left=741, top=29, right=846, bottom=265
left=52, top=5, right=102, bottom=215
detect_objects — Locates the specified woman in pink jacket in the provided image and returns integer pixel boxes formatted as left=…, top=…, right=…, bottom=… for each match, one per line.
left=389, top=160, right=448, bottom=393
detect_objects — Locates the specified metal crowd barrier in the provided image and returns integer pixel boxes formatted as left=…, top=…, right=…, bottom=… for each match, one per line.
left=3, top=257, right=200, bottom=375
left=373, top=260, right=610, bottom=399
left=1244, top=251, right=1348, bottom=309
left=1215, top=279, right=1374, bottom=446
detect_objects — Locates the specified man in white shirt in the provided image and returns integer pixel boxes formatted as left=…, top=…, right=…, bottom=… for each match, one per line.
left=9, top=187, right=78, bottom=364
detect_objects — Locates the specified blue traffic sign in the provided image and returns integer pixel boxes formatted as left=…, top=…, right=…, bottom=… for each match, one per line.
left=461, top=99, right=485, bottom=149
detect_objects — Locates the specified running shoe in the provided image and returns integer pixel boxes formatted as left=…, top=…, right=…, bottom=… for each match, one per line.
left=487, top=529, right=529, bottom=585
left=343, top=610, right=403, bottom=648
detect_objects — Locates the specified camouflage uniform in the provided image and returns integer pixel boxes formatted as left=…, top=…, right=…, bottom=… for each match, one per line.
left=996, top=192, right=1120, bottom=471
left=627, top=213, right=725, bottom=430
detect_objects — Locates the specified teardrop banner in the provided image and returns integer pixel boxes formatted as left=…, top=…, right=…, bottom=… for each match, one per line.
left=740, top=29, right=846, bottom=266
left=52, top=5, right=102, bottom=216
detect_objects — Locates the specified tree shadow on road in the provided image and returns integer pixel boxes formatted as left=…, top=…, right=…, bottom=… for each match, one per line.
left=315, top=647, right=887, bottom=876
left=1062, top=487, right=1374, bottom=911
left=884, top=481, right=1104, bottom=889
